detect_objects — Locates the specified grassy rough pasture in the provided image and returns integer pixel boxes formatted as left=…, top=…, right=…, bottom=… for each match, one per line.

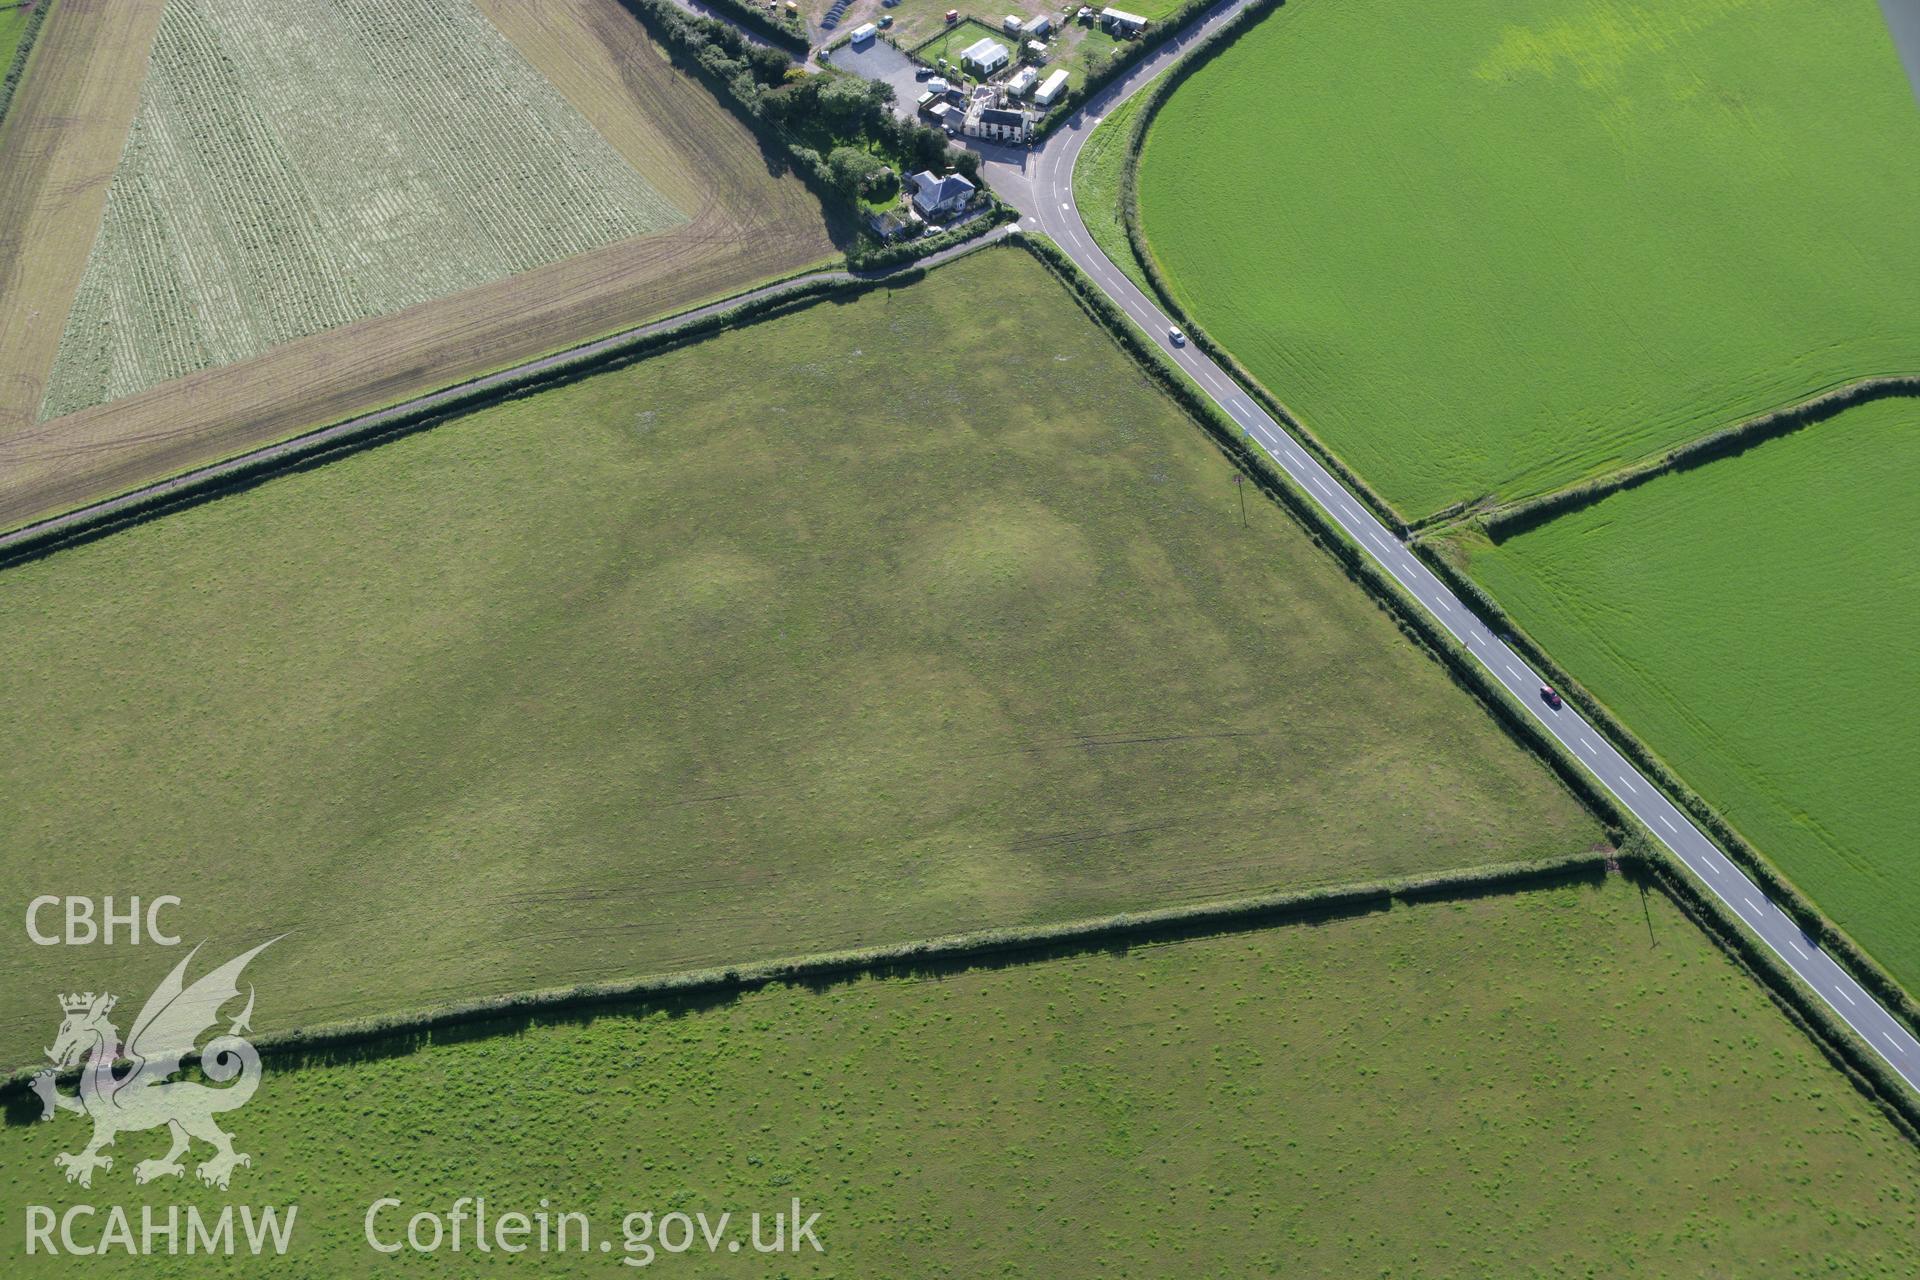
left=6, top=881, right=1918, bottom=1275
left=39, top=0, right=684, bottom=418
left=0, top=248, right=1598, bottom=1065
left=1469, top=397, right=1920, bottom=991
left=1134, top=0, right=1920, bottom=520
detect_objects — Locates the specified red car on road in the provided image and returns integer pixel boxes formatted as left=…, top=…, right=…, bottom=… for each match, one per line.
left=1539, top=685, right=1562, bottom=710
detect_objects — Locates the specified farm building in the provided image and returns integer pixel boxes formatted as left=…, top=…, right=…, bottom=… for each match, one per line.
left=961, top=36, right=1011, bottom=75
left=867, top=208, right=912, bottom=240
left=1100, top=6, right=1147, bottom=34
left=908, top=169, right=977, bottom=220
left=1022, top=13, right=1052, bottom=36
left=1007, top=65, right=1039, bottom=96
left=1002, top=13, right=1023, bottom=30
left=1033, top=67, right=1070, bottom=106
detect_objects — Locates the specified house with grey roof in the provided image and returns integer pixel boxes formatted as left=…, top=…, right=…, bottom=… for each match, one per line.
left=908, top=169, right=977, bottom=221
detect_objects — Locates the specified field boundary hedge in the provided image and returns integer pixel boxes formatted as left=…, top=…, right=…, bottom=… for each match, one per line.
left=1, top=851, right=1614, bottom=1093
left=0, top=227, right=1011, bottom=568
left=1093, top=0, right=1920, bottom=1071
left=1106, top=0, right=1412, bottom=538
left=1033, top=0, right=1220, bottom=137
left=1013, top=234, right=1628, bottom=839
left=9, top=842, right=1912, bottom=1144
left=1479, top=375, right=1920, bottom=541
left=685, top=0, right=810, bottom=53
left=1411, top=533, right=1920, bottom=1048
left=1639, top=848, right=1920, bottom=1142
left=0, top=0, right=52, bottom=129
left=1016, top=229, right=1920, bottom=1128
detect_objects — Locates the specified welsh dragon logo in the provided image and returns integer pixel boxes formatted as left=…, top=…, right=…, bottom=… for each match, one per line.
left=31, top=940, right=277, bottom=1190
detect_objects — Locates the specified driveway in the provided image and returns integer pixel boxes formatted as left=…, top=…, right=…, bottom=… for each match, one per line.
left=819, top=36, right=927, bottom=119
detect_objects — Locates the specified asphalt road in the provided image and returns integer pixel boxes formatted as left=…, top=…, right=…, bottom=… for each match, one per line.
left=11, top=0, right=1914, bottom=1093
left=1881, top=0, right=1920, bottom=105
left=969, top=0, right=1920, bottom=1094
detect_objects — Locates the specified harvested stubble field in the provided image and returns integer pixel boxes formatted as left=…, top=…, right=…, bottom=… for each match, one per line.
left=7, top=880, right=1917, bottom=1275
left=41, top=0, right=686, bottom=419
left=1132, top=0, right=1920, bottom=521
left=1468, top=397, right=1920, bottom=992
left=0, top=247, right=1598, bottom=1065
left=0, top=0, right=835, bottom=532
left=0, top=0, right=166, bottom=448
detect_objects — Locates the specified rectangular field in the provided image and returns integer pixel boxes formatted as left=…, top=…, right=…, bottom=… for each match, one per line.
left=0, top=246, right=1600, bottom=1065
left=1468, top=397, right=1920, bottom=989
left=6, top=880, right=1916, bottom=1275
left=41, top=0, right=686, bottom=418
left=1133, top=0, right=1920, bottom=520
left=0, top=0, right=836, bottom=532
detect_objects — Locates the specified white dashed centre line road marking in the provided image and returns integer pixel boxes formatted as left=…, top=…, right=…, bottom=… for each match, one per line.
left=1885, top=1032, right=1902, bottom=1050
left=1658, top=815, right=1676, bottom=832
left=1620, top=775, right=1638, bottom=795
left=1838, top=987, right=1857, bottom=1006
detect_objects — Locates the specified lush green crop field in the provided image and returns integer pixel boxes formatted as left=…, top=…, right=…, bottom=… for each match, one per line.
left=1471, top=398, right=1920, bottom=988
left=0, top=246, right=1598, bottom=1067
left=1134, top=0, right=1920, bottom=521
left=7, top=879, right=1916, bottom=1275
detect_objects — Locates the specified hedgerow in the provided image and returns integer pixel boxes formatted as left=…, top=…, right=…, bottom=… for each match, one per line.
left=3, top=851, right=1615, bottom=1094
left=615, top=0, right=979, bottom=246
left=0, top=0, right=52, bottom=130
left=1104, top=0, right=1411, bottom=538
left=1412, top=535, right=1920, bottom=1049
left=1481, top=376, right=1920, bottom=541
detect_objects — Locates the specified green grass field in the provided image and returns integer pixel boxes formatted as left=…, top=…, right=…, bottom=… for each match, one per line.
left=1470, top=398, right=1920, bottom=988
left=1133, top=0, right=1920, bottom=520
left=0, top=4, right=34, bottom=76
left=0, top=246, right=1598, bottom=1067
left=1070, top=84, right=1155, bottom=295
left=7, top=879, right=1917, bottom=1275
